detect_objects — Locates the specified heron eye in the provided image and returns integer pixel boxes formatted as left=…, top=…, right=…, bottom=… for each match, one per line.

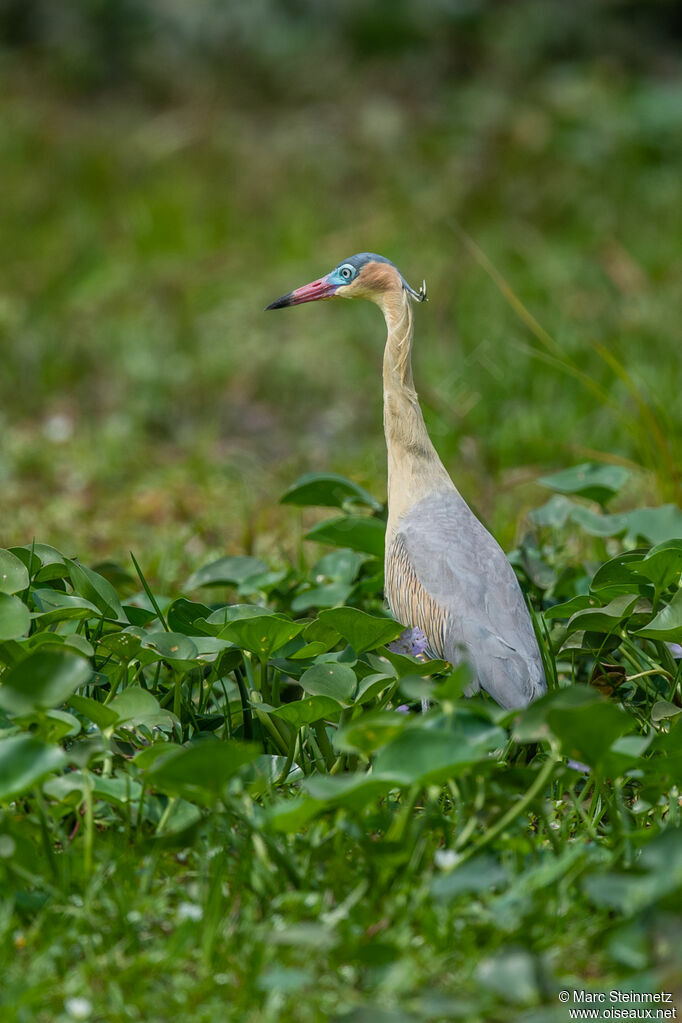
left=340, top=266, right=353, bottom=281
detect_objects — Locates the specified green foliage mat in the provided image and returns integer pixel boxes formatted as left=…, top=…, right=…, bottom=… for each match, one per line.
left=1, top=472, right=681, bottom=1021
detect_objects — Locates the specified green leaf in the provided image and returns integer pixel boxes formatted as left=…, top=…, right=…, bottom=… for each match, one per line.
left=317, top=607, right=403, bottom=654
left=543, top=595, right=598, bottom=621
left=145, top=739, right=261, bottom=801
left=109, top=687, right=177, bottom=730
left=629, top=539, right=682, bottom=592
left=304, top=772, right=397, bottom=811
left=590, top=552, right=648, bottom=598
left=374, top=716, right=506, bottom=785
left=67, top=561, right=126, bottom=621
left=265, top=796, right=325, bottom=833
left=166, top=597, right=214, bottom=635
left=305, top=516, right=385, bottom=558
left=185, top=556, right=269, bottom=590
left=219, top=615, right=305, bottom=661
left=291, top=582, right=353, bottom=613
left=516, top=685, right=633, bottom=766
left=335, top=710, right=407, bottom=754
left=32, top=588, right=102, bottom=625
left=299, top=662, right=357, bottom=704
left=0, top=593, right=31, bottom=640
left=538, top=463, right=630, bottom=505
left=0, top=649, right=92, bottom=716
left=432, top=854, right=507, bottom=900
left=272, top=696, right=342, bottom=727
left=582, top=829, right=682, bottom=914
left=565, top=593, right=648, bottom=636
left=634, top=588, right=682, bottom=642
left=621, top=505, right=682, bottom=545
left=68, top=694, right=119, bottom=730
left=0, top=735, right=66, bottom=802
left=281, top=472, right=382, bottom=511
left=140, top=631, right=200, bottom=667
left=0, top=549, right=30, bottom=595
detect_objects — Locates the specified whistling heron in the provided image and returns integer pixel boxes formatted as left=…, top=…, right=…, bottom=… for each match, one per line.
left=267, top=253, right=546, bottom=709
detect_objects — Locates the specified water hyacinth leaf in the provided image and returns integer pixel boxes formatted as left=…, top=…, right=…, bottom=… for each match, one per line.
left=68, top=693, right=119, bottom=730
left=621, top=505, right=682, bottom=546
left=432, top=854, right=507, bottom=900
left=543, top=595, right=597, bottom=620
left=433, top=663, right=474, bottom=702
left=317, top=607, right=404, bottom=654
left=99, top=629, right=144, bottom=662
left=31, top=589, right=101, bottom=626
left=185, top=555, right=269, bottom=590
left=628, top=539, right=682, bottom=591
left=299, top=662, right=357, bottom=704
left=374, top=648, right=449, bottom=678
left=44, top=708, right=81, bottom=740
left=0, top=549, right=30, bottom=595
left=528, top=495, right=574, bottom=529
left=67, top=560, right=126, bottom=621
left=0, top=593, right=31, bottom=640
left=109, top=687, right=176, bottom=730
left=281, top=472, right=382, bottom=511
left=291, top=581, right=353, bottom=613
left=0, top=649, right=92, bottom=717
left=515, top=685, right=608, bottom=744
left=166, top=597, right=214, bottom=635
left=569, top=505, right=628, bottom=538
left=354, top=672, right=395, bottom=704
left=374, top=718, right=506, bottom=785
left=155, top=799, right=202, bottom=837
left=582, top=829, right=682, bottom=914
left=538, top=463, right=630, bottom=506
left=590, top=551, right=648, bottom=597
left=547, top=698, right=634, bottom=767
left=335, top=710, right=408, bottom=754
left=304, top=773, right=398, bottom=811
left=633, top=588, right=682, bottom=642
left=0, top=735, right=66, bottom=802
left=140, top=631, right=200, bottom=667
left=314, top=549, right=369, bottom=583
left=219, top=615, right=305, bottom=661
left=565, top=593, right=648, bottom=636
left=265, top=796, right=325, bottom=833
left=145, top=739, right=261, bottom=801
left=272, top=695, right=342, bottom=727
left=305, top=516, right=385, bottom=558
left=651, top=700, right=682, bottom=722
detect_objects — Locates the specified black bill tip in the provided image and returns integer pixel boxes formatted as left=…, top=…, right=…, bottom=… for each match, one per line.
left=265, top=292, right=292, bottom=311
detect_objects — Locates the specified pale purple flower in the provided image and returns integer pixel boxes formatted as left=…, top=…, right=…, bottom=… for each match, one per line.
left=396, top=704, right=410, bottom=714
left=388, top=627, right=429, bottom=658
left=666, top=643, right=682, bottom=660
left=567, top=759, right=591, bottom=774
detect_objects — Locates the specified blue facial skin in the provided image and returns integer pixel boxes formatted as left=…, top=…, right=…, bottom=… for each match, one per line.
left=326, top=253, right=401, bottom=290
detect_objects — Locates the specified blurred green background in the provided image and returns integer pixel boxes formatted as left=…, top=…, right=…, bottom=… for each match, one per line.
left=1, top=0, right=681, bottom=581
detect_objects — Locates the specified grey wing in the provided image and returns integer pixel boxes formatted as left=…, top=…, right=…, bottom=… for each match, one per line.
left=385, top=490, right=546, bottom=709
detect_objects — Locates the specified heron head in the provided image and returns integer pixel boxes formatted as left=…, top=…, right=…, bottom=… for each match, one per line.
left=266, top=253, right=426, bottom=310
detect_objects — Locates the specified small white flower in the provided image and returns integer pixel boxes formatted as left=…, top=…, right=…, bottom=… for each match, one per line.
left=176, top=901, right=203, bottom=922
left=65, top=997, right=92, bottom=1020
left=434, top=849, right=459, bottom=871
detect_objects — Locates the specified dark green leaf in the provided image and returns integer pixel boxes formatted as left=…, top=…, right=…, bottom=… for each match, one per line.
left=0, top=549, right=30, bottom=595
left=299, top=662, right=357, bottom=704
left=0, top=649, right=92, bottom=716
left=0, top=593, right=31, bottom=641
left=538, top=463, right=629, bottom=505
left=306, top=516, right=385, bottom=558
left=634, top=588, right=682, bottom=642
left=281, top=472, right=382, bottom=511
left=67, top=561, right=125, bottom=621
left=185, top=556, right=269, bottom=589
left=317, top=607, right=403, bottom=654
left=272, top=696, right=342, bottom=727
left=0, top=735, right=66, bottom=802
left=146, top=739, right=261, bottom=800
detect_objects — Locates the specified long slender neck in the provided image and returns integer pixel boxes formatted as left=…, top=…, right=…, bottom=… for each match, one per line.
left=380, top=288, right=454, bottom=537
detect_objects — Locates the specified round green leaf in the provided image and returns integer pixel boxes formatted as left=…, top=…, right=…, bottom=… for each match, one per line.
left=185, top=556, right=269, bottom=590
left=317, top=607, right=403, bottom=654
left=0, top=593, right=31, bottom=640
left=299, top=662, right=357, bottom=704
left=634, top=588, right=682, bottom=642
left=0, top=549, right=30, bottom=595
left=0, top=649, right=92, bottom=716
left=0, top=735, right=66, bottom=802
left=281, top=472, right=382, bottom=511
left=305, top=516, right=385, bottom=558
